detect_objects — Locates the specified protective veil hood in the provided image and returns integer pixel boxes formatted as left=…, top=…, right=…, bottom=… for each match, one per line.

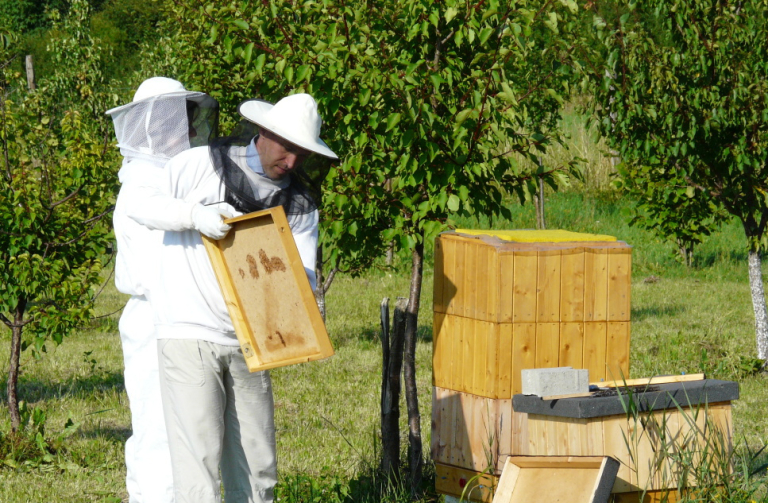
left=106, top=77, right=219, bottom=164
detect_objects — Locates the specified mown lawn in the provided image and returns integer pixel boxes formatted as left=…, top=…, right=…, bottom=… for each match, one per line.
left=1, top=190, right=767, bottom=502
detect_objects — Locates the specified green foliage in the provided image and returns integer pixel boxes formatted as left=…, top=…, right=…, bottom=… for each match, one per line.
left=588, top=0, right=768, bottom=252
left=146, top=0, right=584, bottom=273
left=614, top=161, right=730, bottom=266
left=0, top=0, right=68, bottom=33
left=0, top=404, right=81, bottom=470
left=0, top=0, right=117, bottom=430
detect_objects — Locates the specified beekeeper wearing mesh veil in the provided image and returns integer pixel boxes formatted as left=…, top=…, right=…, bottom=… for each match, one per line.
left=126, top=93, right=337, bottom=503
left=107, top=76, right=219, bottom=503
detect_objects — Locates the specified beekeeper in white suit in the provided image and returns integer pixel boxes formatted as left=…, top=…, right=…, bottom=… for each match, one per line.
left=126, top=93, right=337, bottom=503
left=107, top=77, right=219, bottom=503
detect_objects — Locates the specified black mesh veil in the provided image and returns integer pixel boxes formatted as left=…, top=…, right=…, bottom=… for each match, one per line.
left=187, top=94, right=220, bottom=148
left=209, top=118, right=331, bottom=217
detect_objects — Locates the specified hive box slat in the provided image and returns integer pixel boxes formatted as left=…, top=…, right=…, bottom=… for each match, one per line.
left=203, top=207, right=333, bottom=372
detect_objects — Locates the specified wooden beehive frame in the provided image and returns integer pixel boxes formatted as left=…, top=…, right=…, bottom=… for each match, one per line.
left=203, top=206, right=334, bottom=372
left=492, top=456, right=619, bottom=503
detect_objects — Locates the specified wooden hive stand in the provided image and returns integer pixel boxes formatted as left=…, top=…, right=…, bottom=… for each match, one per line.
left=432, top=229, right=632, bottom=502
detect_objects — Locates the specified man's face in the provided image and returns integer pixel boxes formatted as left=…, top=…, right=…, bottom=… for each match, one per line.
left=256, top=129, right=311, bottom=180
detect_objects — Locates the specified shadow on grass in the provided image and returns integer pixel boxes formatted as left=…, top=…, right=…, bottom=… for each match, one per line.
left=0, top=371, right=124, bottom=404
left=694, top=248, right=748, bottom=268
left=77, top=425, right=131, bottom=442
left=632, top=304, right=686, bottom=322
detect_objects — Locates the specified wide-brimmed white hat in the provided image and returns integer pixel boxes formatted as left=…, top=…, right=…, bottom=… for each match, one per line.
left=238, top=94, right=338, bottom=160
left=105, top=77, right=203, bottom=115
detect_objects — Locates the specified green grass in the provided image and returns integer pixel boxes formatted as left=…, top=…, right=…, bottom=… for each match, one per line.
left=1, top=191, right=768, bottom=502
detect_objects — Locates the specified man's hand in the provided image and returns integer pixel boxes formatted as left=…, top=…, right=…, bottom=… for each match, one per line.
left=191, top=204, right=234, bottom=239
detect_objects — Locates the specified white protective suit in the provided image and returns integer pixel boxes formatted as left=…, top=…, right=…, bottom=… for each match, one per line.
left=124, top=140, right=318, bottom=503
left=108, top=77, right=219, bottom=503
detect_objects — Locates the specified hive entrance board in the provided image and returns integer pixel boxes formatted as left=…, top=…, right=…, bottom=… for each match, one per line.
left=203, top=207, right=333, bottom=372
left=492, top=456, right=619, bottom=503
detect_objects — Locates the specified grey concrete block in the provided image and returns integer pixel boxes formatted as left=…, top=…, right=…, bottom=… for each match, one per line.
left=521, top=367, right=589, bottom=397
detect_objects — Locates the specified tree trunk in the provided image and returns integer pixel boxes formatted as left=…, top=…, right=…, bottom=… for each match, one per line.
left=380, top=296, right=407, bottom=478
left=404, top=241, right=424, bottom=494
left=7, top=298, right=26, bottom=432
left=747, top=250, right=768, bottom=361
left=25, top=55, right=35, bottom=91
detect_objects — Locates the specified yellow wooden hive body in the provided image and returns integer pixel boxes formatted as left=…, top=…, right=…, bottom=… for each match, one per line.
left=433, top=231, right=632, bottom=398
left=432, top=229, right=634, bottom=502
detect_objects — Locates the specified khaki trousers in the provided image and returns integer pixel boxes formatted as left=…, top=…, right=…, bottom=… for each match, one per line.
left=157, top=339, right=277, bottom=503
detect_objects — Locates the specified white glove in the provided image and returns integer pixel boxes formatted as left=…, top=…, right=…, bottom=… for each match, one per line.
left=191, top=204, right=233, bottom=239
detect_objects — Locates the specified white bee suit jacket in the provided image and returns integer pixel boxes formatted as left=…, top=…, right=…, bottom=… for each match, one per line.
left=113, top=159, right=175, bottom=503
left=126, top=143, right=319, bottom=346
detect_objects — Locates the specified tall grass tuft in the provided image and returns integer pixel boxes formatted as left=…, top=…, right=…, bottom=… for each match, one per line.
left=617, top=384, right=766, bottom=503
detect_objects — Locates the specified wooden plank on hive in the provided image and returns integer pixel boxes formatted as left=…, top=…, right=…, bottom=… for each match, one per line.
left=567, top=417, right=590, bottom=455
left=442, top=236, right=458, bottom=315
left=496, top=398, right=513, bottom=472
left=452, top=237, right=467, bottom=317
left=432, top=312, right=448, bottom=387
left=470, top=393, right=497, bottom=472
left=513, top=251, right=537, bottom=323
left=498, top=252, right=514, bottom=323
left=511, top=323, right=536, bottom=395
left=449, top=314, right=463, bottom=392
left=585, top=417, right=605, bottom=456
left=464, top=241, right=480, bottom=320
left=559, top=322, right=584, bottom=369
left=497, top=323, right=513, bottom=399
left=461, top=316, right=475, bottom=395
left=431, top=387, right=447, bottom=465
left=584, top=248, right=609, bottom=322
left=475, top=242, right=491, bottom=321
left=707, top=402, right=734, bottom=455
left=607, top=247, right=632, bottom=321
left=486, top=244, right=500, bottom=323
left=472, top=318, right=489, bottom=397
left=451, top=390, right=472, bottom=468
left=203, top=207, right=333, bottom=372
left=536, top=249, right=561, bottom=322
left=606, top=322, right=631, bottom=381
left=439, top=387, right=458, bottom=466
left=526, top=414, right=544, bottom=455
left=535, top=323, right=560, bottom=368
left=560, top=247, right=585, bottom=322
left=584, top=322, right=608, bottom=382
left=486, top=322, right=500, bottom=399
left=433, top=236, right=446, bottom=313
left=602, top=414, right=633, bottom=493
left=593, top=373, right=705, bottom=388
left=511, top=404, right=530, bottom=458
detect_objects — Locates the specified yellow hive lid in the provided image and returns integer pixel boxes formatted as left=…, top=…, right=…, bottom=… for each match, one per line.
left=453, top=229, right=617, bottom=243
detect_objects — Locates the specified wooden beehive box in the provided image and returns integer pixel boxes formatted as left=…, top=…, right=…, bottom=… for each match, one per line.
left=203, top=206, right=334, bottom=372
left=433, top=230, right=632, bottom=398
left=513, top=379, right=738, bottom=495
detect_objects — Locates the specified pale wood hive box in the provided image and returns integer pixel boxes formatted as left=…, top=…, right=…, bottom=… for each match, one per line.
left=432, top=229, right=632, bottom=502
